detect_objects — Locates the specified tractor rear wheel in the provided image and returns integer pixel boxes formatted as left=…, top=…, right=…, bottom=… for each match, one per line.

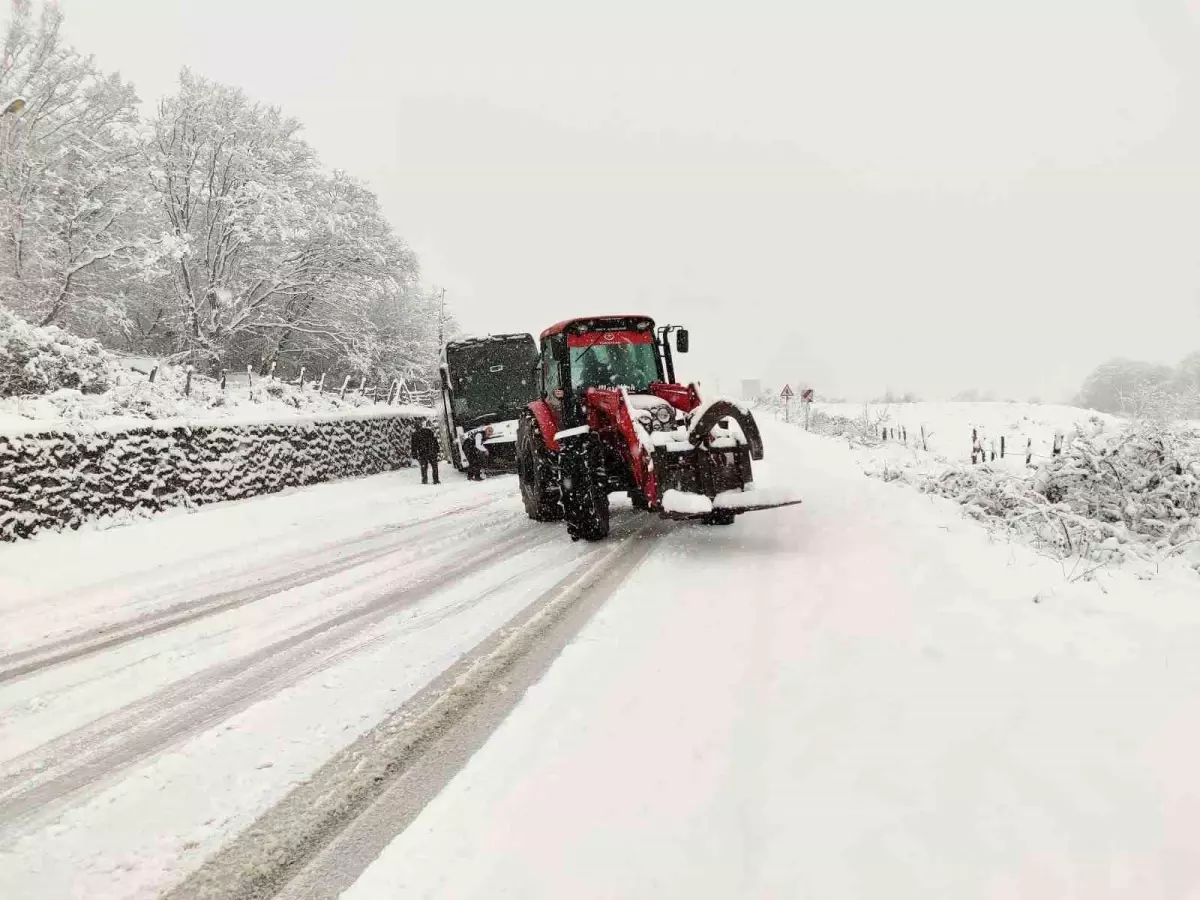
left=517, top=415, right=563, bottom=522
left=562, top=434, right=610, bottom=541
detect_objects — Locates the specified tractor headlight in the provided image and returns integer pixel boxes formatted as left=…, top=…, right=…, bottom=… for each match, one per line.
left=654, top=405, right=673, bottom=425
left=637, top=413, right=653, bottom=430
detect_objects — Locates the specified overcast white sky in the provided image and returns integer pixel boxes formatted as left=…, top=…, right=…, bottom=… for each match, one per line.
left=58, top=0, right=1200, bottom=401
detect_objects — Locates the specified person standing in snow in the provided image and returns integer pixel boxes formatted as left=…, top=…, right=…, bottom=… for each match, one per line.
left=462, top=429, right=488, bottom=481
left=411, top=419, right=440, bottom=485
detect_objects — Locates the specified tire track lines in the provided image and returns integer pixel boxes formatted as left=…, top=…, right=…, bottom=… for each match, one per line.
left=0, top=522, right=561, bottom=836
left=0, top=495, right=513, bottom=685
left=169, top=517, right=664, bottom=900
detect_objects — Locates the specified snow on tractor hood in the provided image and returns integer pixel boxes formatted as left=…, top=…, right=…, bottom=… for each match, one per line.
left=625, top=394, right=675, bottom=412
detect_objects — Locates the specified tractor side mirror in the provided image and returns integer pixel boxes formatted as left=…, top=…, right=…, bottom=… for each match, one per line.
left=676, top=328, right=689, bottom=353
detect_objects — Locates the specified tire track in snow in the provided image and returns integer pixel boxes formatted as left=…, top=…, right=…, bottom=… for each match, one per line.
left=0, top=495, right=513, bottom=684
left=167, top=517, right=665, bottom=900
left=0, top=519, right=568, bottom=837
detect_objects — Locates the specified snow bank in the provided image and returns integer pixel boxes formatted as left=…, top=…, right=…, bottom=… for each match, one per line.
left=0, top=371, right=426, bottom=437
left=0, top=313, right=433, bottom=435
left=784, top=400, right=1200, bottom=571
left=918, top=424, right=1200, bottom=565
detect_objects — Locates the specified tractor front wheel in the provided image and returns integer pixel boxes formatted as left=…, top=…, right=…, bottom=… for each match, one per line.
left=562, top=434, right=610, bottom=541
left=517, top=415, right=563, bottom=522
left=703, top=509, right=736, bottom=526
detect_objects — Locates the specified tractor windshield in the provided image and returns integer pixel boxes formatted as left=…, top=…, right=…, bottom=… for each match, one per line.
left=569, top=341, right=661, bottom=392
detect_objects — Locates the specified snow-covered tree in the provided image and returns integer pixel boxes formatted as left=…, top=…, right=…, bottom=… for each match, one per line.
left=1172, top=351, right=1200, bottom=417
left=1075, top=358, right=1174, bottom=414
left=145, top=71, right=426, bottom=377
left=0, top=1, right=154, bottom=333
left=248, top=171, right=419, bottom=373
left=0, top=5, right=440, bottom=386
left=145, top=70, right=321, bottom=366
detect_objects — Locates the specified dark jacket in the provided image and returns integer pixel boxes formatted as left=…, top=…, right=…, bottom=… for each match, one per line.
left=411, top=425, right=439, bottom=460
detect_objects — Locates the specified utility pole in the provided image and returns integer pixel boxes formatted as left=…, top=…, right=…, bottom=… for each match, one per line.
left=436, top=287, right=446, bottom=346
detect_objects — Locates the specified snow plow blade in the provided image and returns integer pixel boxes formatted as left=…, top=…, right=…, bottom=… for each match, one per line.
left=716, top=498, right=804, bottom=515
left=658, top=500, right=803, bottom=521
left=659, top=489, right=802, bottom=520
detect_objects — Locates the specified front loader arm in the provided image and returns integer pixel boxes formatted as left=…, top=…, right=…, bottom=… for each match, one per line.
left=687, top=400, right=765, bottom=461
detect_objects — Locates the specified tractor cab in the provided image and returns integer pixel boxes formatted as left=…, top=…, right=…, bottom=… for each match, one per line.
left=536, top=316, right=689, bottom=427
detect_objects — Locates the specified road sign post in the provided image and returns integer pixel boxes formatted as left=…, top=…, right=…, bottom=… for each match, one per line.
left=780, top=384, right=794, bottom=423
left=801, top=387, right=814, bottom=431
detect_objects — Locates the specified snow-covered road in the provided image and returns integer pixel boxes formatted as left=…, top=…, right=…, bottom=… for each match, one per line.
left=4, top=422, right=1200, bottom=899
left=338, top=424, right=1200, bottom=900
left=0, top=471, right=647, bottom=899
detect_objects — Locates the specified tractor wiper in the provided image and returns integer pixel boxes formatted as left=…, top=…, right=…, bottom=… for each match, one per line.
left=571, top=342, right=602, bottom=376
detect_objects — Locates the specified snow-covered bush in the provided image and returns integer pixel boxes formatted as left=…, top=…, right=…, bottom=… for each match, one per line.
left=917, top=423, right=1200, bottom=566
left=808, top=405, right=890, bottom=447
left=0, top=348, right=417, bottom=427
left=0, top=308, right=119, bottom=397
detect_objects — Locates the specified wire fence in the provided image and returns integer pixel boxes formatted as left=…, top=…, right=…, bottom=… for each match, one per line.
left=117, top=356, right=435, bottom=408
left=751, top=399, right=1083, bottom=467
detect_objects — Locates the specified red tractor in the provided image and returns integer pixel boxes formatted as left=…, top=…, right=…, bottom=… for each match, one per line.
left=516, top=315, right=801, bottom=540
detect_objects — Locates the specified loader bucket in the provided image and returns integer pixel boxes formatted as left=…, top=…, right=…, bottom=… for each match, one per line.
left=688, top=401, right=765, bottom=460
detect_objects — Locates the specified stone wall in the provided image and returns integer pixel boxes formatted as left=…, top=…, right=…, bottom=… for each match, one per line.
left=0, top=412, right=422, bottom=541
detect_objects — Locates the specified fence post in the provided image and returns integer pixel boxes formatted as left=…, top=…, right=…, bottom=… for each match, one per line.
left=148, top=366, right=158, bottom=383
left=339, top=375, right=351, bottom=400
left=1000, top=436, right=1005, bottom=458
left=317, top=371, right=326, bottom=393
left=298, top=366, right=306, bottom=389
left=1026, top=438, right=1032, bottom=465
left=371, top=386, right=378, bottom=403
left=359, top=380, right=368, bottom=397
left=247, top=363, right=253, bottom=388
left=920, top=424, right=928, bottom=451
left=268, top=360, right=277, bottom=380
left=389, top=379, right=399, bottom=405
left=184, top=365, right=194, bottom=397
left=220, top=368, right=227, bottom=390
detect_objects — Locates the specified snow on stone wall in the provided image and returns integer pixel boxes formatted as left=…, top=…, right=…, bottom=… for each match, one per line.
left=0, top=411, right=423, bottom=542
